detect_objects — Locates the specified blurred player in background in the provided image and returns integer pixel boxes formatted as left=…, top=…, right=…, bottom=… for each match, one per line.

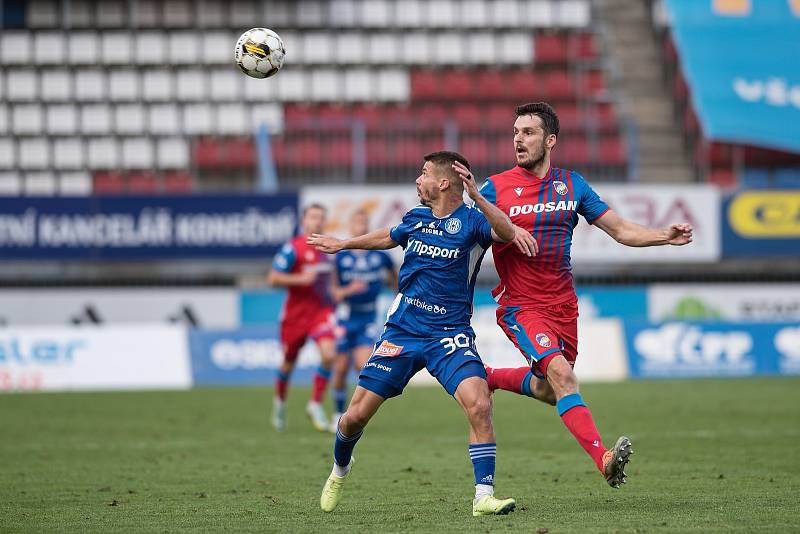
left=329, top=209, right=397, bottom=432
left=481, top=102, right=693, bottom=488
left=311, top=151, right=533, bottom=517
left=267, top=204, right=339, bottom=432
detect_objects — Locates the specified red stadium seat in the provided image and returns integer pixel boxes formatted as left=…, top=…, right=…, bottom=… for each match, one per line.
left=475, top=70, right=507, bottom=100
left=411, top=70, right=440, bottom=100
left=459, top=136, right=490, bottom=167
left=579, top=70, right=606, bottom=98
left=573, top=33, right=599, bottom=62
left=392, top=137, right=424, bottom=166
left=284, top=103, right=316, bottom=128
left=225, top=139, right=257, bottom=168
left=443, top=70, right=474, bottom=101
left=128, top=172, right=159, bottom=193
left=93, top=172, right=127, bottom=195
left=543, top=70, right=574, bottom=99
left=317, top=104, right=350, bottom=126
left=194, top=138, right=223, bottom=168
left=366, top=137, right=390, bottom=166
left=414, top=103, right=448, bottom=127
left=595, top=103, right=619, bottom=131
left=453, top=104, right=483, bottom=131
left=556, top=103, right=581, bottom=132
left=270, top=137, right=286, bottom=165
left=486, top=104, right=512, bottom=130
left=286, top=138, right=321, bottom=167
left=534, top=33, right=568, bottom=65
left=163, top=172, right=194, bottom=193
left=507, top=70, right=538, bottom=100
left=350, top=103, right=384, bottom=130
left=491, top=136, right=513, bottom=166
left=324, top=138, right=353, bottom=167
left=554, top=137, right=589, bottom=166
left=597, top=136, right=626, bottom=166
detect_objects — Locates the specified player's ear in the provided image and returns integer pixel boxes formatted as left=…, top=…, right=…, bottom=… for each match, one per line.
left=546, top=134, right=557, bottom=150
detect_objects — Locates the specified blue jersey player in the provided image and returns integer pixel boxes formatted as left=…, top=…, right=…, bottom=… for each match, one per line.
left=329, top=209, right=397, bottom=431
left=310, top=151, right=534, bottom=517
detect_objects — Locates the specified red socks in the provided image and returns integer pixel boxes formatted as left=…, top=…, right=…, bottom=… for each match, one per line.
left=311, top=366, right=332, bottom=403
left=485, top=366, right=534, bottom=397
left=557, top=393, right=607, bottom=471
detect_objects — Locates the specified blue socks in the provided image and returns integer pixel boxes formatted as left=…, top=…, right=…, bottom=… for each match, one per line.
left=334, top=426, right=363, bottom=468
left=556, top=392, right=586, bottom=416
left=333, top=388, right=347, bottom=413
left=520, top=370, right=535, bottom=398
left=468, top=443, right=496, bottom=486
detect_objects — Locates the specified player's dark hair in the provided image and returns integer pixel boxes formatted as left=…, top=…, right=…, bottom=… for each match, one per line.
left=302, top=203, right=326, bottom=216
left=423, top=151, right=470, bottom=171
left=515, top=102, right=560, bottom=138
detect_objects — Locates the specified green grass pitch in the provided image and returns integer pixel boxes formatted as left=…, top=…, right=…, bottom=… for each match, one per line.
left=1, top=378, right=799, bottom=533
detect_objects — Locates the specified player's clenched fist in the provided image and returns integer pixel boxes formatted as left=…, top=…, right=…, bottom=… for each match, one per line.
left=308, top=233, right=344, bottom=254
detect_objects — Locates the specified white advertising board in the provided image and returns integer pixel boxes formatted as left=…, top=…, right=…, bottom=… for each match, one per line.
left=648, top=283, right=800, bottom=322
left=0, top=325, right=191, bottom=392
left=0, top=288, right=239, bottom=327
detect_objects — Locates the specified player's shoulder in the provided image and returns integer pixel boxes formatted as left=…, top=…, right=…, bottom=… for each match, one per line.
left=554, top=167, right=589, bottom=186
left=403, top=204, right=432, bottom=220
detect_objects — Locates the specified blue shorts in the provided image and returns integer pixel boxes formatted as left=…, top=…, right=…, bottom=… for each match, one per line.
left=337, top=318, right=380, bottom=354
left=358, top=325, right=486, bottom=398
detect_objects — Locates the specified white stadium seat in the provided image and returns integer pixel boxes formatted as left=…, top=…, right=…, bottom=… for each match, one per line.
left=65, top=0, right=94, bottom=28
left=6, top=70, right=38, bottom=101
left=46, top=105, right=78, bottom=134
left=336, top=33, right=367, bottom=64
left=182, top=104, right=213, bottom=134
left=460, top=0, right=490, bottom=27
left=203, top=32, right=233, bottom=65
left=27, top=0, right=60, bottom=28
left=102, top=32, right=134, bottom=64
left=176, top=70, right=207, bottom=101
left=425, top=0, right=457, bottom=28
left=59, top=172, right=93, bottom=196
left=250, top=104, right=284, bottom=134
left=329, top=0, right=357, bottom=27
left=466, top=32, right=497, bottom=65
left=81, top=105, right=113, bottom=135
left=68, top=32, right=99, bottom=64
left=115, top=104, right=146, bottom=135
left=196, top=0, right=226, bottom=28
left=229, top=1, right=259, bottom=29
left=156, top=137, right=190, bottom=169
left=109, top=69, right=140, bottom=101
left=296, top=1, right=325, bottom=27
left=0, top=139, right=14, bottom=169
left=368, top=34, right=399, bottom=64
left=74, top=70, right=106, bottom=101
left=12, top=105, right=44, bottom=135
left=400, top=33, right=432, bottom=65
left=149, top=104, right=181, bottom=135
left=500, top=33, right=534, bottom=64
left=343, top=69, right=374, bottom=102
left=163, top=0, right=193, bottom=27
left=362, top=0, right=391, bottom=27
left=376, top=69, right=409, bottom=102
left=0, top=172, right=23, bottom=195
left=19, top=139, right=50, bottom=170
left=25, top=172, right=58, bottom=195
left=310, top=70, right=342, bottom=101
left=34, top=31, right=66, bottom=65
left=433, top=33, right=465, bottom=65
left=242, top=75, right=278, bottom=102
left=492, top=0, right=523, bottom=27
left=276, top=70, right=310, bottom=101
left=142, top=70, right=174, bottom=102
left=210, top=69, right=241, bottom=101
left=133, top=0, right=161, bottom=28
left=258, top=2, right=292, bottom=27
left=0, top=71, right=3, bottom=101
left=87, top=138, right=119, bottom=169
left=394, top=0, right=424, bottom=27
left=40, top=70, right=72, bottom=102
left=1, top=32, right=31, bottom=64
left=557, top=0, right=591, bottom=28
left=0, top=106, right=8, bottom=134
left=279, top=31, right=302, bottom=65
left=216, top=104, right=248, bottom=134
left=524, top=0, right=555, bottom=27
left=136, top=33, right=167, bottom=65
left=121, top=138, right=154, bottom=169
left=96, top=0, right=126, bottom=27
left=53, top=138, right=85, bottom=170
left=168, top=32, right=199, bottom=65
left=303, top=33, right=334, bottom=65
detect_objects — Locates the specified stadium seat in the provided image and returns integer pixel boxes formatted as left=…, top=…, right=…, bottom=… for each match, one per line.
left=433, top=34, right=465, bottom=65
left=410, top=70, right=440, bottom=100
left=0, top=106, right=6, bottom=135
left=556, top=0, right=591, bottom=28
left=136, top=32, right=167, bottom=64
left=157, top=137, right=190, bottom=168
left=93, top=171, right=127, bottom=194
left=310, top=70, right=343, bottom=102
left=534, top=32, right=568, bottom=65
left=115, top=105, right=146, bottom=135
left=303, top=32, right=335, bottom=65
left=87, top=138, right=119, bottom=169
left=59, top=171, right=93, bottom=196
left=499, top=33, right=534, bottom=64
left=12, top=105, right=44, bottom=135
left=109, top=69, right=140, bottom=102
left=578, top=70, right=606, bottom=97
left=168, top=32, right=200, bottom=65
left=708, top=168, right=736, bottom=188
left=128, top=172, right=160, bottom=193
left=258, top=2, right=292, bottom=28
left=466, top=33, right=497, bottom=65
left=524, top=0, right=555, bottom=27
left=362, top=0, right=391, bottom=27
left=196, top=0, right=226, bottom=28
left=350, top=103, right=384, bottom=129
left=142, top=70, right=174, bottom=102
left=453, top=105, right=484, bottom=130
left=163, top=0, right=193, bottom=27
left=443, top=70, right=474, bottom=100
left=395, top=0, right=425, bottom=27
left=597, top=136, right=626, bottom=166
left=506, top=70, right=538, bottom=100
left=459, top=136, right=491, bottom=166
left=485, top=103, right=512, bottom=129
left=400, top=32, right=432, bottom=64
left=323, top=138, right=354, bottom=167
left=414, top=103, right=449, bottom=127
left=203, top=32, right=235, bottom=65
left=242, top=73, right=278, bottom=102
left=96, top=0, right=126, bottom=27
left=475, top=70, right=507, bottom=100
left=81, top=105, right=112, bottom=135
left=132, top=0, right=161, bottom=27
left=6, top=70, right=38, bottom=101
left=149, top=104, right=181, bottom=135
left=53, top=138, right=85, bottom=169
left=24, top=172, right=58, bottom=195
left=426, top=0, right=457, bottom=28
left=285, top=138, right=322, bottom=167
left=492, top=0, right=522, bottom=27
left=555, top=137, right=589, bottom=166
left=46, top=105, right=78, bottom=135
left=366, top=137, right=391, bottom=166
left=34, top=32, right=66, bottom=65
left=543, top=69, right=575, bottom=99
left=329, top=0, right=357, bottom=27
left=19, top=139, right=50, bottom=169
left=557, top=103, right=581, bottom=131
left=176, top=69, right=208, bottom=101
left=343, top=69, right=374, bottom=102
left=459, top=0, right=489, bottom=27
left=0, top=172, right=22, bottom=195
left=1, top=33, right=32, bottom=64
left=101, top=32, right=134, bottom=65
left=68, top=32, right=99, bottom=65
left=377, top=69, right=410, bottom=102
left=183, top=104, right=213, bottom=134
left=194, top=138, right=223, bottom=168
left=277, top=70, right=311, bottom=102
left=163, top=171, right=194, bottom=193
left=336, top=33, right=367, bottom=64
left=574, top=32, right=599, bottom=61
left=209, top=69, right=242, bottom=101
left=296, top=0, right=326, bottom=27
left=121, top=138, right=155, bottom=169
left=369, top=34, right=400, bottom=64
left=27, top=0, right=60, bottom=28
left=66, top=0, right=93, bottom=28
left=0, top=139, right=15, bottom=170
left=216, top=104, right=249, bottom=135
left=40, top=70, right=72, bottom=102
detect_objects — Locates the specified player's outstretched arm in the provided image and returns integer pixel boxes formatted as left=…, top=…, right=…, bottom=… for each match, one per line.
left=593, top=209, right=693, bottom=247
left=267, top=269, right=316, bottom=288
left=308, top=228, right=398, bottom=253
left=452, top=161, right=515, bottom=243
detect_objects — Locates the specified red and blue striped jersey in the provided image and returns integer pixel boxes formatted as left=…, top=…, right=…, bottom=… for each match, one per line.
left=480, top=165, right=609, bottom=313
left=272, top=234, right=334, bottom=322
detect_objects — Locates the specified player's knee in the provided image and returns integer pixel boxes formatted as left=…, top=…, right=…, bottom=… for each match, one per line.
left=465, top=396, right=492, bottom=426
left=546, top=359, right=578, bottom=394
left=343, top=404, right=372, bottom=431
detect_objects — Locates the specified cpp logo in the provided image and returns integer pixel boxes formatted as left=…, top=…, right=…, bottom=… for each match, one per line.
left=633, top=323, right=753, bottom=365
left=210, top=339, right=283, bottom=370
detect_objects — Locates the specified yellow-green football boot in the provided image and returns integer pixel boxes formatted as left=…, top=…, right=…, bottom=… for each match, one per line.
left=472, top=495, right=516, bottom=516
left=320, top=458, right=354, bottom=512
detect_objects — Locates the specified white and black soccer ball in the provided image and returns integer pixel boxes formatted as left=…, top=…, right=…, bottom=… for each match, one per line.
left=234, top=28, right=285, bottom=79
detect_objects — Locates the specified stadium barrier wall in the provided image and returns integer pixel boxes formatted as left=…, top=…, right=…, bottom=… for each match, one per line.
left=0, top=324, right=192, bottom=392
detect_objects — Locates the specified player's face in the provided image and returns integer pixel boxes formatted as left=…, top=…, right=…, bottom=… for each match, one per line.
left=302, top=207, right=326, bottom=235
left=513, top=115, right=553, bottom=171
left=416, top=161, right=442, bottom=206
left=349, top=212, right=369, bottom=237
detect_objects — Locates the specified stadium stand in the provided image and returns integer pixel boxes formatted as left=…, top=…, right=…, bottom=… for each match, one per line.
left=0, top=0, right=627, bottom=193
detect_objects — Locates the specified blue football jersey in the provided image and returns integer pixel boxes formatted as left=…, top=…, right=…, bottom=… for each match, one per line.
left=335, top=249, right=394, bottom=320
left=386, top=202, right=494, bottom=336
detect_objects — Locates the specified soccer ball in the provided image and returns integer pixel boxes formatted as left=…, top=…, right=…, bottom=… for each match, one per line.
left=234, top=28, right=286, bottom=79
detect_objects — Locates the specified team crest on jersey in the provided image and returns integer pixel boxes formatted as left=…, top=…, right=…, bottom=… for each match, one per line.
left=374, top=340, right=404, bottom=357
left=535, top=333, right=552, bottom=348
left=444, top=218, right=462, bottom=234
left=553, top=181, right=569, bottom=196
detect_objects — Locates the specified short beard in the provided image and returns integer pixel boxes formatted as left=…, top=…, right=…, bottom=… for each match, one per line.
left=518, top=143, right=547, bottom=171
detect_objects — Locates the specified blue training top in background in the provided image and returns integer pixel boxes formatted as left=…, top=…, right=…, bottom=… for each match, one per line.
left=335, top=249, right=394, bottom=321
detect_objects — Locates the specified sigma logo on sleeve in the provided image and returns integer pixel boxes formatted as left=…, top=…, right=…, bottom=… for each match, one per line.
left=444, top=218, right=462, bottom=234
left=535, top=333, right=552, bottom=348
left=373, top=340, right=404, bottom=357
left=553, top=181, right=569, bottom=196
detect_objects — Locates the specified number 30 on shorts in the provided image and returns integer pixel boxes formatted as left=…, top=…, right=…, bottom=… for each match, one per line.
left=439, top=333, right=471, bottom=355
